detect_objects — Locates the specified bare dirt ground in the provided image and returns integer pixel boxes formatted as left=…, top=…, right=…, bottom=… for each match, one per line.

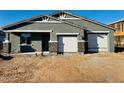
left=0, top=52, right=124, bottom=83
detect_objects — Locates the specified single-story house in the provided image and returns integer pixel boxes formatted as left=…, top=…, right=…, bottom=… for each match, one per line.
left=2, top=11, right=115, bottom=54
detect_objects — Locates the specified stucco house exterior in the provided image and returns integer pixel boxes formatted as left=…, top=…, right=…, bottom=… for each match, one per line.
left=2, top=11, right=115, bottom=54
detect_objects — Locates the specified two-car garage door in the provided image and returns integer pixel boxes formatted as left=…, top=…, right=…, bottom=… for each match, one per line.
left=87, top=33, right=109, bottom=52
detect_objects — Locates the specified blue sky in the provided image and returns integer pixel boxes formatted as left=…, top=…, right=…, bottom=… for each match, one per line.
left=0, top=10, right=124, bottom=27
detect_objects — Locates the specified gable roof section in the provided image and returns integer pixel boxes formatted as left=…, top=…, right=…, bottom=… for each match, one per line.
left=2, top=14, right=87, bottom=30
left=51, top=10, right=115, bottom=30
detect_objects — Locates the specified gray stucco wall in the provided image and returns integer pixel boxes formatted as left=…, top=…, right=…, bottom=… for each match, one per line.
left=6, top=22, right=84, bottom=41
left=78, top=41, right=85, bottom=53
left=64, top=19, right=112, bottom=31
left=4, top=14, right=115, bottom=53
left=49, top=41, right=57, bottom=53
left=63, top=19, right=115, bottom=52
left=108, top=30, right=115, bottom=52
left=9, top=33, right=20, bottom=53
left=6, top=22, right=85, bottom=53
left=31, top=33, right=42, bottom=52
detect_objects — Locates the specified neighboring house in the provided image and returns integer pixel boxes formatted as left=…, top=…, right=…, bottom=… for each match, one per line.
left=108, top=19, right=124, bottom=47
left=2, top=11, right=115, bottom=54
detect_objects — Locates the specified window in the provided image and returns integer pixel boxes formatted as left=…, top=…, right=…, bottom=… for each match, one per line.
left=21, top=33, right=31, bottom=45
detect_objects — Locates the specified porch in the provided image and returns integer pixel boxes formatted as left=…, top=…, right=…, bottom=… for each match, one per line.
left=5, top=30, right=51, bottom=53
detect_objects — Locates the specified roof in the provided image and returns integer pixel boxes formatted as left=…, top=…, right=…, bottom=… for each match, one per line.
left=108, top=19, right=124, bottom=25
left=2, top=13, right=87, bottom=30
left=51, top=10, right=115, bottom=30
left=2, top=10, right=115, bottom=31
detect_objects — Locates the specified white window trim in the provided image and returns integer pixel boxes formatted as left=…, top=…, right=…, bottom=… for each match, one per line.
left=56, top=33, right=79, bottom=35
left=6, top=30, right=53, bottom=33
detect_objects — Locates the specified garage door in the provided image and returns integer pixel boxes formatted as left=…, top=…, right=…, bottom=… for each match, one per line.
left=58, top=36, right=77, bottom=52
left=87, top=33, right=108, bottom=52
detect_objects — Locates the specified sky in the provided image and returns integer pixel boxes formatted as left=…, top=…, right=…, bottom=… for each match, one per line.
left=0, top=10, right=124, bottom=27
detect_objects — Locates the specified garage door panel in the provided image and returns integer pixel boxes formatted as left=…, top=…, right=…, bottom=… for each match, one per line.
left=58, top=36, right=77, bottom=52
left=88, top=33, right=108, bottom=52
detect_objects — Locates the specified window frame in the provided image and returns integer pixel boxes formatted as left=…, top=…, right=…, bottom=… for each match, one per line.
left=20, top=33, right=31, bottom=45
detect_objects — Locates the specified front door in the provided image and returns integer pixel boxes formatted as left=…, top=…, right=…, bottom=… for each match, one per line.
left=42, top=33, right=50, bottom=51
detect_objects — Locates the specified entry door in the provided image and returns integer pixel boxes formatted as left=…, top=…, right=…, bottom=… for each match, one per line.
left=87, top=33, right=108, bottom=52
left=58, top=36, right=78, bottom=53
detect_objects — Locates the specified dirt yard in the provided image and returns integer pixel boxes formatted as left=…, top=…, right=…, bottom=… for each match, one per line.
left=0, top=52, right=124, bottom=83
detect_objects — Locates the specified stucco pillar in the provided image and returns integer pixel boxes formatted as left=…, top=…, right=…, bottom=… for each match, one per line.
left=3, top=33, right=11, bottom=53
left=49, top=41, right=57, bottom=55
left=78, top=40, right=85, bottom=54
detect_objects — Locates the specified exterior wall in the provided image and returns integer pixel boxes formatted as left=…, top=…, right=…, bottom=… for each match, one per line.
left=65, top=14, right=78, bottom=18
left=78, top=41, right=85, bottom=53
left=9, top=33, right=20, bottom=53
left=49, top=41, right=57, bottom=53
left=9, top=32, right=50, bottom=53
left=5, top=22, right=84, bottom=41
left=4, top=13, right=115, bottom=53
left=62, top=19, right=115, bottom=52
left=3, top=42, right=11, bottom=53
left=31, top=33, right=42, bottom=52
left=108, top=30, right=115, bottom=52
left=64, top=19, right=111, bottom=31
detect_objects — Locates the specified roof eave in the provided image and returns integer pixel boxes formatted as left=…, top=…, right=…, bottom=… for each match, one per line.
left=2, top=14, right=49, bottom=30
left=2, top=13, right=88, bottom=31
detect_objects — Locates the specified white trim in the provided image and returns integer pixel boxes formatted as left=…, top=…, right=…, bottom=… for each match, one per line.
left=12, top=52, right=50, bottom=55
left=87, top=31, right=110, bottom=33
left=30, top=21, right=62, bottom=23
left=56, top=33, right=79, bottom=35
left=6, top=30, right=53, bottom=33
left=60, top=18, right=80, bottom=20
left=3, top=39, right=10, bottom=43
left=78, top=40, right=85, bottom=42
left=58, top=36, right=78, bottom=52
left=49, top=40, right=58, bottom=43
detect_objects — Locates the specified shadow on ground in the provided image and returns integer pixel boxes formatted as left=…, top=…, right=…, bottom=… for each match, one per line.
left=0, top=54, right=13, bottom=60
left=115, top=47, right=124, bottom=53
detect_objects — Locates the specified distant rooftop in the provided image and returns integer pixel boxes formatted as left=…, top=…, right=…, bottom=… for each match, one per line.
left=109, top=18, right=124, bottom=25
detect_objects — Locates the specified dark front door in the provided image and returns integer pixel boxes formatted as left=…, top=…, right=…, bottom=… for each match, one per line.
left=42, top=33, right=50, bottom=51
